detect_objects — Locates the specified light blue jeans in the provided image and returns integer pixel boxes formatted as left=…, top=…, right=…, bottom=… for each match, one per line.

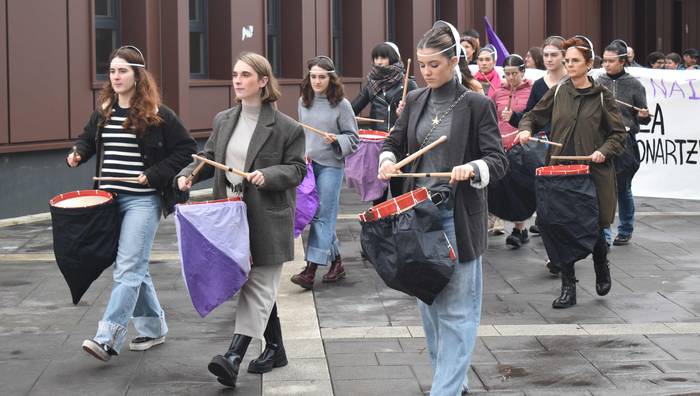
left=418, top=205, right=483, bottom=395
left=94, top=194, right=168, bottom=353
left=604, top=173, right=635, bottom=244
left=305, top=162, right=343, bottom=266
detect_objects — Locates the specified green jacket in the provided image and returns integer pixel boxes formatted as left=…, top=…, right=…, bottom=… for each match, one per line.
left=519, top=77, right=627, bottom=227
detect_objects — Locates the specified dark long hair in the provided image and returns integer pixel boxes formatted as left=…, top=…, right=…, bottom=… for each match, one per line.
left=527, top=47, right=545, bottom=69
left=416, top=25, right=476, bottom=90
left=300, top=56, right=345, bottom=108
left=98, top=46, right=162, bottom=136
left=605, top=39, right=631, bottom=66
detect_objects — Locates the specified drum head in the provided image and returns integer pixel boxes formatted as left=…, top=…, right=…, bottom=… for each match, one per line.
left=536, top=164, right=589, bottom=176
left=49, top=190, right=113, bottom=208
left=358, top=129, right=389, bottom=141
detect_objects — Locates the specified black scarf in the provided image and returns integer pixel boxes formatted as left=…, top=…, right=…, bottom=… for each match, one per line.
left=366, top=61, right=405, bottom=97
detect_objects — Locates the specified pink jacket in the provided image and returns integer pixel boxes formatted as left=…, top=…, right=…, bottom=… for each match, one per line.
left=492, top=79, right=533, bottom=150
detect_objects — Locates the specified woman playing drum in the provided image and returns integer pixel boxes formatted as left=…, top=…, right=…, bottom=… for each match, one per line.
left=67, top=45, right=197, bottom=361
left=176, top=52, right=306, bottom=387
left=378, top=21, right=507, bottom=395
left=516, top=36, right=628, bottom=309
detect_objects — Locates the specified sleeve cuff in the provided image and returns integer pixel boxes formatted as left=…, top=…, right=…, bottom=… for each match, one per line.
left=469, top=159, right=490, bottom=189
left=379, top=151, right=397, bottom=168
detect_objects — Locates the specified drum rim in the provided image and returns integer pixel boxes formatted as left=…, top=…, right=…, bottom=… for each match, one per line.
left=359, top=187, right=429, bottom=222
left=49, top=189, right=114, bottom=208
left=182, top=196, right=243, bottom=206
left=358, top=129, right=389, bottom=141
left=536, top=164, right=590, bottom=176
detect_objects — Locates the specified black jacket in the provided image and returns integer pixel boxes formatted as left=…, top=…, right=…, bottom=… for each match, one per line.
left=73, top=105, right=197, bottom=216
left=352, top=77, right=418, bottom=131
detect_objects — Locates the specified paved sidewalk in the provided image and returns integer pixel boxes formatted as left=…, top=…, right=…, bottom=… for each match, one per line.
left=1, top=189, right=700, bottom=395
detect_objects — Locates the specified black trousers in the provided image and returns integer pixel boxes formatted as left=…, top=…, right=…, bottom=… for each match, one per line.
left=560, top=228, right=608, bottom=277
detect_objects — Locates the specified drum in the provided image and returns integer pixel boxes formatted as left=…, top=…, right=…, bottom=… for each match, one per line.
left=345, top=130, right=389, bottom=202
left=359, top=188, right=455, bottom=305
left=49, top=190, right=120, bottom=304
left=535, top=165, right=599, bottom=266
left=175, top=197, right=250, bottom=317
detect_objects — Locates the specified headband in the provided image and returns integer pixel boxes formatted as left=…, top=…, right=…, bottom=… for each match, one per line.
left=309, top=55, right=336, bottom=74
left=505, top=54, right=526, bottom=70
left=418, top=20, right=463, bottom=83
left=609, top=39, right=629, bottom=58
left=112, top=45, right=146, bottom=68
left=478, top=45, right=498, bottom=63
left=573, top=35, right=595, bottom=59
left=384, top=41, right=401, bottom=59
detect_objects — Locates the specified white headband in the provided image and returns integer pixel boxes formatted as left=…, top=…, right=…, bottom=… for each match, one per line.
left=479, top=45, right=498, bottom=63
left=574, top=35, right=595, bottom=59
left=114, top=45, right=146, bottom=68
left=421, top=20, right=463, bottom=83
left=110, top=62, right=145, bottom=68
left=384, top=41, right=401, bottom=59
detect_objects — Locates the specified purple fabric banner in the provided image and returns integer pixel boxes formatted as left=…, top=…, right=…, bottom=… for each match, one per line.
left=175, top=199, right=250, bottom=317
left=345, top=138, right=388, bottom=202
left=484, top=16, right=510, bottom=66
left=295, top=162, right=319, bottom=238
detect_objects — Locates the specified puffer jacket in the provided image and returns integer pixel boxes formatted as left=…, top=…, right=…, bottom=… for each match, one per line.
left=492, top=79, right=533, bottom=149
left=352, top=77, right=418, bottom=131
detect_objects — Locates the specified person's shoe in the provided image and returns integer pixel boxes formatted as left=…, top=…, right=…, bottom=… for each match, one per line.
left=129, top=336, right=165, bottom=351
left=322, top=256, right=346, bottom=282
left=545, top=260, right=561, bottom=276
left=208, top=334, right=251, bottom=387
left=506, top=228, right=523, bottom=248
left=291, top=262, right=318, bottom=290
left=552, top=275, right=577, bottom=309
left=594, top=260, right=612, bottom=296
left=248, top=315, right=287, bottom=373
left=529, top=224, right=540, bottom=234
left=82, top=339, right=116, bottom=362
left=613, top=234, right=631, bottom=246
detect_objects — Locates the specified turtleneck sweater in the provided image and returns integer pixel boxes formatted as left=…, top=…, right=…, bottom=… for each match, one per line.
left=298, top=95, right=359, bottom=168
left=225, top=103, right=260, bottom=196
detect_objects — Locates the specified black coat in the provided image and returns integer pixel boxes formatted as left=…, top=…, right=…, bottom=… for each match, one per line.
left=352, top=77, right=418, bottom=131
left=382, top=81, right=508, bottom=262
left=73, top=105, right=197, bottom=216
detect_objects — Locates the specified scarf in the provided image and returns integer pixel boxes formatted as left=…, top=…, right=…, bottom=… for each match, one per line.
left=475, top=69, right=501, bottom=95
left=366, top=60, right=405, bottom=97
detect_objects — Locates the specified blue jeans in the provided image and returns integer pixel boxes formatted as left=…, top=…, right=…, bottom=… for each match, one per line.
left=94, top=194, right=167, bottom=353
left=305, top=162, right=343, bottom=266
left=604, top=174, right=635, bottom=242
left=418, top=205, right=483, bottom=395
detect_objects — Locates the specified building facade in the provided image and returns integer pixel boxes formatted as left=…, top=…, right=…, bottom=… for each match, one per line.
left=1, top=0, right=698, bottom=218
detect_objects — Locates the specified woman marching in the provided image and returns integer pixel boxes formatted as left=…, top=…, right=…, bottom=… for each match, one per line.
left=492, top=54, right=534, bottom=248
left=474, top=44, right=501, bottom=99
left=176, top=52, right=306, bottom=387
left=352, top=42, right=417, bottom=204
left=67, top=45, right=197, bottom=361
left=516, top=36, right=628, bottom=309
left=290, top=56, right=359, bottom=290
left=378, top=21, right=507, bottom=395
left=597, top=40, right=651, bottom=246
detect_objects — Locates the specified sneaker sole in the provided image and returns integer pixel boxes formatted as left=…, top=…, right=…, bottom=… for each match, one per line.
left=322, top=272, right=346, bottom=283
left=82, top=340, right=110, bottom=362
left=290, top=277, right=314, bottom=290
left=129, top=337, right=165, bottom=351
left=208, top=356, right=236, bottom=387
left=247, top=357, right=289, bottom=374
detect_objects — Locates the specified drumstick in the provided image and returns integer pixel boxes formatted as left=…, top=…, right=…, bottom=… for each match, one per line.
left=502, top=130, right=519, bottom=139
left=355, top=116, right=384, bottom=123
left=388, top=172, right=452, bottom=178
left=550, top=155, right=592, bottom=161
left=615, top=99, right=654, bottom=115
left=298, top=122, right=330, bottom=138
left=191, top=154, right=249, bottom=178
left=93, top=176, right=141, bottom=183
left=401, top=58, right=411, bottom=103
left=394, top=135, right=448, bottom=169
left=506, top=88, right=515, bottom=111
left=185, top=160, right=208, bottom=183
left=530, top=137, right=563, bottom=147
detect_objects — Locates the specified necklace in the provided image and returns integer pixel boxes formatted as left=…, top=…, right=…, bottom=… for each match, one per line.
left=429, top=98, right=448, bottom=126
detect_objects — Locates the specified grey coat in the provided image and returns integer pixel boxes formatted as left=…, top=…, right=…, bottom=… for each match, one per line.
left=176, top=102, right=306, bottom=267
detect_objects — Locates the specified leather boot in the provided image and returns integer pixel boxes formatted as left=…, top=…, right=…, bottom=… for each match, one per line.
left=322, top=255, right=346, bottom=282
left=208, top=334, right=251, bottom=387
left=552, top=275, right=577, bottom=309
left=594, top=260, right=612, bottom=296
left=291, top=262, right=318, bottom=290
left=248, top=316, right=287, bottom=373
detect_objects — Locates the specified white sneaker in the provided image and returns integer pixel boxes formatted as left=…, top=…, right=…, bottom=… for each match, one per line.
left=129, top=336, right=165, bottom=351
left=82, top=339, right=113, bottom=362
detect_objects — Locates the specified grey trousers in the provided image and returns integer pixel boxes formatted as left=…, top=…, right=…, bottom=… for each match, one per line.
left=234, top=263, right=284, bottom=339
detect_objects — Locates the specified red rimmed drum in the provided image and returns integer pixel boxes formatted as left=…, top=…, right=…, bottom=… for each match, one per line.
left=535, top=165, right=599, bottom=266
left=359, top=188, right=455, bottom=305
left=345, top=129, right=390, bottom=202
left=49, top=190, right=121, bottom=304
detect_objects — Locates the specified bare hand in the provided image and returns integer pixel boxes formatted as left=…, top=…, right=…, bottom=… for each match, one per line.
left=378, top=160, right=398, bottom=181
left=501, top=108, right=513, bottom=122
left=514, top=130, right=531, bottom=146
left=638, top=108, right=650, bottom=118
left=178, top=176, right=192, bottom=192
left=66, top=151, right=81, bottom=168
left=449, top=164, right=475, bottom=185
left=323, top=133, right=337, bottom=145
left=591, top=150, right=606, bottom=163
left=137, top=174, right=149, bottom=186
left=247, top=170, right=265, bottom=187
left=396, top=100, right=405, bottom=117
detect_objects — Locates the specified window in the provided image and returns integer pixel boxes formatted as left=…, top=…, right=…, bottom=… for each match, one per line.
left=94, top=0, right=121, bottom=79
left=387, top=0, right=396, bottom=42
left=332, top=0, right=343, bottom=74
left=189, top=0, right=208, bottom=79
left=267, top=0, right=281, bottom=77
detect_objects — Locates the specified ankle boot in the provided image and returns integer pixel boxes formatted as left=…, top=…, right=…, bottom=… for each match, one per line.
left=291, top=262, right=318, bottom=290
left=208, top=334, right=251, bottom=387
left=248, top=316, right=288, bottom=373
left=322, top=255, right=346, bottom=282
left=594, top=260, right=612, bottom=296
left=506, top=228, right=523, bottom=248
left=552, top=275, right=577, bottom=309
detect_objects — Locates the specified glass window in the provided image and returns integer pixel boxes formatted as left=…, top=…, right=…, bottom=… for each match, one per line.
left=387, top=0, right=396, bottom=42
left=332, top=0, right=343, bottom=74
left=267, top=0, right=281, bottom=77
left=94, top=0, right=120, bottom=79
left=189, top=0, right=208, bottom=79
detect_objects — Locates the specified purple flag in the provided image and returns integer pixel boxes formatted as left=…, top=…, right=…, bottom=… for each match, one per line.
left=175, top=199, right=250, bottom=318
left=483, top=16, right=510, bottom=66
left=345, top=131, right=389, bottom=202
left=295, top=162, right=319, bottom=238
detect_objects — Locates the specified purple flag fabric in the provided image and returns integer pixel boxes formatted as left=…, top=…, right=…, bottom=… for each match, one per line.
left=295, top=162, right=319, bottom=238
left=345, top=132, right=389, bottom=202
left=175, top=199, right=250, bottom=318
left=483, top=16, right=510, bottom=66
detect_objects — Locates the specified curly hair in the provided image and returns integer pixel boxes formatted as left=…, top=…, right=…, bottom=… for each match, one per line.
left=97, top=46, right=162, bottom=136
left=300, top=56, right=345, bottom=108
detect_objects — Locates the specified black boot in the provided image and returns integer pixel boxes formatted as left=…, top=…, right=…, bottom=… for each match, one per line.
left=248, top=315, right=287, bottom=373
left=552, top=274, right=577, bottom=309
left=208, top=334, right=251, bottom=387
left=594, top=260, right=612, bottom=296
